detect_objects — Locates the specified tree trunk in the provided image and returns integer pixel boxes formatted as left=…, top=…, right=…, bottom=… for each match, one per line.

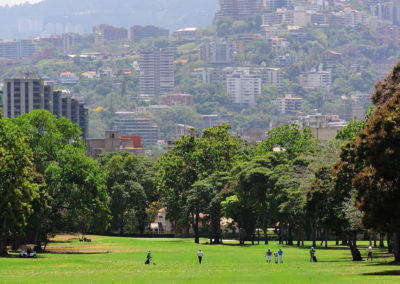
left=193, top=212, right=199, bottom=244
left=324, top=229, right=328, bottom=248
left=394, top=232, right=400, bottom=262
left=262, top=202, right=268, bottom=245
left=336, top=235, right=339, bottom=246
left=288, top=224, right=293, bottom=245
left=388, top=233, right=393, bottom=253
left=379, top=233, right=385, bottom=248
left=0, top=220, right=7, bottom=256
left=373, top=231, right=377, bottom=248
left=311, top=222, right=316, bottom=247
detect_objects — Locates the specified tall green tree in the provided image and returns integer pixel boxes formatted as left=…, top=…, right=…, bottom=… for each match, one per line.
left=97, top=152, right=156, bottom=234
left=45, top=146, right=110, bottom=240
left=0, top=111, right=40, bottom=255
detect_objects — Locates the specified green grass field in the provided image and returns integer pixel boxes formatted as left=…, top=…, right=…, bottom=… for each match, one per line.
left=0, top=235, right=399, bottom=283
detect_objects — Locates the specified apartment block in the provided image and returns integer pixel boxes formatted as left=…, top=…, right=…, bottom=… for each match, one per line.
left=130, top=25, right=169, bottom=43
left=272, top=94, right=303, bottom=114
left=93, top=24, right=128, bottom=42
left=301, top=70, right=331, bottom=89
left=227, top=69, right=261, bottom=106
left=2, top=77, right=88, bottom=138
left=139, top=47, right=175, bottom=96
left=0, top=40, right=35, bottom=59
left=200, top=41, right=235, bottom=67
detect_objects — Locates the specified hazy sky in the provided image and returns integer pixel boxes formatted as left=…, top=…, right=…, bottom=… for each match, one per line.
left=0, top=0, right=42, bottom=6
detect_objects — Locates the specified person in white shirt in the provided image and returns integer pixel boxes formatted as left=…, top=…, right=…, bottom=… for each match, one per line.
left=198, top=249, right=203, bottom=264
left=367, top=245, right=373, bottom=262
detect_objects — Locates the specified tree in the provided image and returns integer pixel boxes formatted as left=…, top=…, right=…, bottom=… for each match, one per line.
left=256, top=124, right=318, bottom=160
left=337, top=62, right=400, bottom=261
left=187, top=172, right=230, bottom=244
left=45, top=146, right=110, bottom=240
left=97, top=152, right=156, bottom=234
left=156, top=124, right=242, bottom=243
left=0, top=112, right=40, bottom=255
left=11, top=110, right=84, bottom=247
left=225, top=152, right=288, bottom=245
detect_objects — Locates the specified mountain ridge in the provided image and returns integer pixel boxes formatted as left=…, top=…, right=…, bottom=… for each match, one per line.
left=0, top=0, right=219, bottom=39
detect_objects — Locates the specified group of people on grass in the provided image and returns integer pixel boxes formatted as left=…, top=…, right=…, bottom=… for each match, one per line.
left=265, top=248, right=284, bottom=264
left=145, top=245, right=374, bottom=265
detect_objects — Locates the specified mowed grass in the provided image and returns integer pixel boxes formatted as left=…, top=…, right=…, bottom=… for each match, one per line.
left=0, top=235, right=399, bottom=283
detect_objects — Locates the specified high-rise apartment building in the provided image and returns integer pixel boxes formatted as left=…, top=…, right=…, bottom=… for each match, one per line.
left=0, top=40, right=35, bottom=59
left=200, top=41, right=235, bottom=67
left=2, top=76, right=88, bottom=138
left=227, top=69, right=261, bottom=106
left=139, top=47, right=175, bottom=96
left=93, top=24, right=128, bottom=42
left=130, top=25, right=169, bottom=43
left=217, top=0, right=263, bottom=21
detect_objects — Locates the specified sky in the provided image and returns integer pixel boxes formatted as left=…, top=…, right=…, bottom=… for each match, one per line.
left=0, top=0, right=42, bottom=6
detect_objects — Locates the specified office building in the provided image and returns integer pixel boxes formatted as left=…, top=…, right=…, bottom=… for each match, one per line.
left=139, top=47, right=175, bottom=96
left=297, top=114, right=347, bottom=141
left=93, top=24, right=128, bottom=42
left=0, top=40, right=35, bottom=59
left=202, top=114, right=234, bottom=129
left=217, top=0, right=263, bottom=21
left=130, top=25, right=169, bottom=43
left=2, top=76, right=88, bottom=138
left=113, top=112, right=158, bottom=145
left=200, top=41, right=235, bottom=67
left=86, top=130, right=144, bottom=159
left=160, top=92, right=194, bottom=106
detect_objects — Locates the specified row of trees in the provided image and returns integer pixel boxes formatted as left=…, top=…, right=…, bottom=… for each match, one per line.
left=0, top=110, right=156, bottom=256
left=156, top=64, right=400, bottom=262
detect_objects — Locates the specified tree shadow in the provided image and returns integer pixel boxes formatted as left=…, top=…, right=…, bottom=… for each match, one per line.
left=363, top=270, right=400, bottom=276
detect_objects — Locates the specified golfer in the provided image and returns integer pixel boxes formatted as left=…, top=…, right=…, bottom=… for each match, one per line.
left=367, top=245, right=373, bottom=262
left=278, top=248, right=283, bottom=263
left=266, top=248, right=272, bottom=264
left=198, top=249, right=203, bottom=264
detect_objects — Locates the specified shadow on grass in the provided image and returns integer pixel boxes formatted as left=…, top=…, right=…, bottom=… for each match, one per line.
left=44, top=251, right=110, bottom=255
left=363, top=270, right=400, bottom=276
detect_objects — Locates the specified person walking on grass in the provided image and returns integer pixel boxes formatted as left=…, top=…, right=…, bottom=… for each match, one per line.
left=278, top=249, right=283, bottom=263
left=198, top=249, right=203, bottom=264
left=367, top=245, right=373, bottom=262
left=310, top=247, right=316, bottom=262
left=266, top=248, right=272, bottom=264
